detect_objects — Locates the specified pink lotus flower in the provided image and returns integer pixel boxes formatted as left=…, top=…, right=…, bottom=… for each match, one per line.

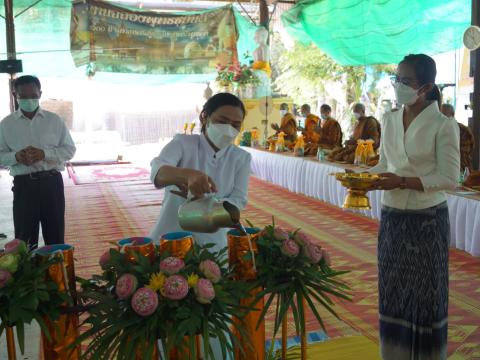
left=131, top=287, right=158, bottom=317
left=0, top=254, right=19, bottom=273
left=281, top=238, right=300, bottom=257
left=303, top=244, right=323, bottom=264
left=0, top=270, right=12, bottom=288
left=293, top=231, right=313, bottom=246
left=199, top=260, right=221, bottom=283
left=99, top=250, right=110, bottom=269
left=115, top=274, right=138, bottom=300
left=194, top=278, right=215, bottom=304
left=163, top=275, right=189, bottom=300
left=273, top=228, right=289, bottom=242
left=4, top=239, right=27, bottom=255
left=159, top=257, right=185, bottom=275
left=321, top=249, right=331, bottom=266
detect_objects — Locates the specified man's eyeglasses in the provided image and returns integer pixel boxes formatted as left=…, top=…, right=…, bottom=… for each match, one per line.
left=390, top=75, right=414, bottom=87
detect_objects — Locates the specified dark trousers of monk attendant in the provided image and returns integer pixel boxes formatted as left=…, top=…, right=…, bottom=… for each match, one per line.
left=12, top=171, right=65, bottom=248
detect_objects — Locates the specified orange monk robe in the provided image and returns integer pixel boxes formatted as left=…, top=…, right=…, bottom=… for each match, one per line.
left=459, top=123, right=475, bottom=171
left=319, top=118, right=343, bottom=150
left=269, top=113, right=298, bottom=148
left=331, top=116, right=380, bottom=163
left=350, top=116, right=381, bottom=149
left=303, top=115, right=321, bottom=155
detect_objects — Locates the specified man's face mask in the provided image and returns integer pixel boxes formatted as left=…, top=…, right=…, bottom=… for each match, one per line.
left=17, top=98, right=40, bottom=112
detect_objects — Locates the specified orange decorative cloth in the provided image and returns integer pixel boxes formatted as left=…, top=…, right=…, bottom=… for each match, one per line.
left=252, top=60, right=272, bottom=77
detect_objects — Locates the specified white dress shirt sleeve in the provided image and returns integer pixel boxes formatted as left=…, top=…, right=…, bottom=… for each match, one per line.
left=150, top=136, right=184, bottom=187
left=42, top=120, right=76, bottom=164
left=220, top=152, right=251, bottom=210
left=0, top=122, right=17, bottom=166
left=419, top=118, right=460, bottom=192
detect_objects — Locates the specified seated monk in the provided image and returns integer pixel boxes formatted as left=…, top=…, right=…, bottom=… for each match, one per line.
left=318, top=104, right=342, bottom=150
left=301, top=111, right=321, bottom=156
left=459, top=123, right=475, bottom=171
left=464, top=170, right=480, bottom=187
left=329, top=103, right=381, bottom=163
left=269, top=112, right=297, bottom=149
left=300, top=103, right=321, bottom=128
left=441, top=104, right=475, bottom=171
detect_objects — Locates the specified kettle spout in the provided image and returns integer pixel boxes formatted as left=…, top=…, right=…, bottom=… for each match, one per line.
left=223, top=201, right=240, bottom=224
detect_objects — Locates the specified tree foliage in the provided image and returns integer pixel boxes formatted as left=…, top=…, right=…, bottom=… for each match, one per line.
left=272, top=41, right=395, bottom=112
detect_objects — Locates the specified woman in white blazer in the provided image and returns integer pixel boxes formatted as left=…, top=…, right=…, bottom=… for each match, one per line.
left=370, top=54, right=460, bottom=360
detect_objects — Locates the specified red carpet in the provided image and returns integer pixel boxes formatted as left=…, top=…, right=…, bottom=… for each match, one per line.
left=67, top=163, right=150, bottom=185
left=63, top=174, right=480, bottom=358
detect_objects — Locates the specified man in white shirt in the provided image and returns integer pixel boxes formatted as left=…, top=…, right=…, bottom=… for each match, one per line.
left=0, top=75, right=76, bottom=248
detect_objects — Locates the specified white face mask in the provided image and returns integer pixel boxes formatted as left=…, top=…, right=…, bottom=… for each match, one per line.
left=320, top=114, right=328, bottom=120
left=206, top=123, right=239, bottom=149
left=393, top=82, right=419, bottom=106
left=353, top=112, right=361, bottom=119
left=279, top=110, right=287, bottom=117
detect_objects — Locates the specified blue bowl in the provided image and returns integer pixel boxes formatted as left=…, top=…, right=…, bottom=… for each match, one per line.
left=35, top=244, right=73, bottom=255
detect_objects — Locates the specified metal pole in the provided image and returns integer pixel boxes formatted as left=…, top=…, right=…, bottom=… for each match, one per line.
left=472, top=0, right=480, bottom=170
left=259, top=0, right=269, bottom=29
left=4, top=0, right=17, bottom=113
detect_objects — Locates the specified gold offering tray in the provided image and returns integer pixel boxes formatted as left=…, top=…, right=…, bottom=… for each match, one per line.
left=331, top=173, right=384, bottom=209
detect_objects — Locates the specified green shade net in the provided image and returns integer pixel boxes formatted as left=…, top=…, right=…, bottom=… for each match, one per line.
left=0, top=1, right=258, bottom=84
left=282, top=0, right=471, bottom=66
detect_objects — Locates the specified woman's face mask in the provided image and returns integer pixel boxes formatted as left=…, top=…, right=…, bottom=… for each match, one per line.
left=206, top=122, right=239, bottom=149
left=280, top=109, right=287, bottom=117
left=393, top=82, right=420, bottom=106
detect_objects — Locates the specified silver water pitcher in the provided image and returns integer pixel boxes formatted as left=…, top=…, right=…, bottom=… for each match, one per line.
left=178, top=196, right=240, bottom=233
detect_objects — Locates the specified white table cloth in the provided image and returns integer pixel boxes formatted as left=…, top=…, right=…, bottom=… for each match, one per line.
left=244, top=147, right=480, bottom=257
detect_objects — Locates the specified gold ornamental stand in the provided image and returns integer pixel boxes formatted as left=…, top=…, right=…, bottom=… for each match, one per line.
left=227, top=228, right=265, bottom=360
left=6, top=326, right=16, bottom=360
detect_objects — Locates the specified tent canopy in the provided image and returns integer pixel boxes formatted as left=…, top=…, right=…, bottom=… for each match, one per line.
left=0, top=0, right=259, bottom=84
left=282, top=0, right=471, bottom=66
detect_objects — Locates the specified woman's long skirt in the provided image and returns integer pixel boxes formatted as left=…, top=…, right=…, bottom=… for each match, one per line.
left=378, top=202, right=449, bottom=360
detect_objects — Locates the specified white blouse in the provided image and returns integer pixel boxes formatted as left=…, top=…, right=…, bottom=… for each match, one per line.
left=149, top=134, right=251, bottom=252
left=369, top=102, right=460, bottom=210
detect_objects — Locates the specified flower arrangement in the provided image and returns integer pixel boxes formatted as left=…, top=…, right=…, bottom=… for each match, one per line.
left=0, top=239, right=71, bottom=354
left=77, top=242, right=251, bottom=360
left=250, top=220, right=351, bottom=342
left=216, top=63, right=260, bottom=88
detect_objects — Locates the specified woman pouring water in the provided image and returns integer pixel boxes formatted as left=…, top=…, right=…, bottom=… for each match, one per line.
left=149, top=93, right=251, bottom=253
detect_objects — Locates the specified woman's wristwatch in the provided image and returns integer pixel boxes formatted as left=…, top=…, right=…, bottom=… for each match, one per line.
left=399, top=177, right=407, bottom=189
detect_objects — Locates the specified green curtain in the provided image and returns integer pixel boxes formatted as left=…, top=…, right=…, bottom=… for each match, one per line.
left=282, top=0, right=471, bottom=65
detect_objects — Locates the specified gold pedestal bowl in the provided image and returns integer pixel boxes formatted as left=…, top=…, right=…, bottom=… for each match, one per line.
left=331, top=172, right=382, bottom=210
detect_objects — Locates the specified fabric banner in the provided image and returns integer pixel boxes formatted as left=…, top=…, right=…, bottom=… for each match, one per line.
left=70, top=0, right=238, bottom=74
